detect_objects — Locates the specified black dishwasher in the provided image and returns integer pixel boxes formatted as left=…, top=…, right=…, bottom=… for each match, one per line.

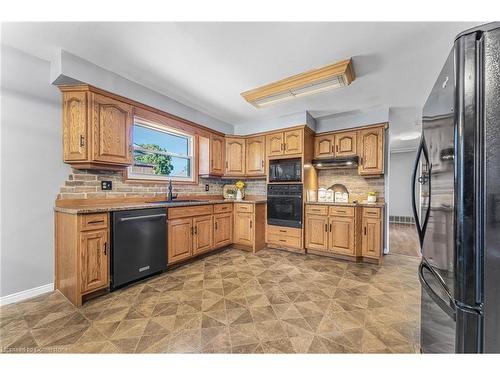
left=111, top=208, right=167, bottom=290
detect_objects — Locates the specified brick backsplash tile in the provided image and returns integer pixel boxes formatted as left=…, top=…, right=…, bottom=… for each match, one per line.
left=57, top=170, right=267, bottom=200
left=317, top=169, right=385, bottom=202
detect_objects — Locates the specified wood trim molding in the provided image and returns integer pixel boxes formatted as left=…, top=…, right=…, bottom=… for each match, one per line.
left=314, top=122, right=389, bottom=137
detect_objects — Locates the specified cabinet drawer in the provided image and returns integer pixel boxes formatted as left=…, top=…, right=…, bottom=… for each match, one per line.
left=363, top=207, right=381, bottom=219
left=235, top=203, right=254, bottom=213
left=306, top=205, right=328, bottom=216
left=214, top=203, right=233, bottom=213
left=329, top=206, right=355, bottom=217
left=168, top=205, right=213, bottom=219
left=80, top=213, right=108, bottom=231
left=267, top=225, right=302, bottom=238
left=267, top=234, right=302, bottom=249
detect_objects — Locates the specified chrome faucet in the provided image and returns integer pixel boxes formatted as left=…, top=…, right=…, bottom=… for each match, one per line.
left=167, top=179, right=178, bottom=202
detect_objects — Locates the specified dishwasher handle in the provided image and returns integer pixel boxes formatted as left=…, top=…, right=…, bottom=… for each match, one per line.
left=119, top=213, right=166, bottom=222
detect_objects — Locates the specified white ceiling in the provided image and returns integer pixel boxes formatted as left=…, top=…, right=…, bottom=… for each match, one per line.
left=2, top=22, right=478, bottom=129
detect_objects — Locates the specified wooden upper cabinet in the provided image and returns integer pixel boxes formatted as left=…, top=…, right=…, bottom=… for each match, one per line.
left=358, top=126, right=384, bottom=175
left=63, top=91, right=88, bottom=162
left=335, top=131, right=357, bottom=157
left=314, top=134, right=335, bottom=158
left=361, top=217, right=382, bottom=259
left=210, top=135, right=225, bottom=175
left=193, top=215, right=213, bottom=255
left=225, top=137, right=246, bottom=175
left=266, top=132, right=284, bottom=157
left=284, top=129, right=303, bottom=155
left=214, top=212, right=232, bottom=248
left=245, top=136, right=265, bottom=175
left=80, top=229, right=108, bottom=293
left=168, top=218, right=193, bottom=264
left=92, top=93, right=133, bottom=165
left=305, top=215, right=329, bottom=251
left=329, top=216, right=355, bottom=255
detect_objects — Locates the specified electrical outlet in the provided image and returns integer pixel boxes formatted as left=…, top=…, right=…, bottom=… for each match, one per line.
left=101, top=181, right=112, bottom=190
left=205, top=184, right=210, bottom=192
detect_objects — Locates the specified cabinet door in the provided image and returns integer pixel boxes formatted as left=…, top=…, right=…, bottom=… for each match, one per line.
left=214, top=213, right=232, bottom=248
left=234, top=213, right=253, bottom=246
left=63, top=91, right=88, bottom=161
left=210, top=135, right=225, bottom=175
left=168, top=218, right=193, bottom=263
left=334, top=131, right=357, bottom=157
left=314, top=134, right=334, bottom=158
left=92, top=93, right=133, bottom=164
left=193, top=215, right=213, bottom=255
left=284, top=129, right=303, bottom=155
left=305, top=215, right=329, bottom=251
left=266, top=132, right=284, bottom=157
left=246, top=136, right=266, bottom=175
left=225, top=138, right=246, bottom=175
left=80, top=229, right=108, bottom=293
left=361, top=217, right=382, bottom=258
left=329, top=216, right=355, bottom=255
left=358, top=127, right=384, bottom=175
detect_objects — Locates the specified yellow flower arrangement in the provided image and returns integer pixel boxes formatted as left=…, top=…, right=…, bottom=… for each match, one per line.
left=235, top=180, right=245, bottom=191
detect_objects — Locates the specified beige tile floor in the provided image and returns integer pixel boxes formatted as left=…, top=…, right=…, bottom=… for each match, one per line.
left=0, top=248, right=421, bottom=354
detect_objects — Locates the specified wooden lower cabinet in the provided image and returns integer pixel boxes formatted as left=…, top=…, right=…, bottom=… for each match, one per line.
left=233, top=203, right=266, bottom=252
left=267, top=225, right=303, bottom=252
left=168, top=217, right=193, bottom=263
left=234, top=213, right=253, bottom=246
left=329, top=216, right=355, bottom=255
left=305, top=205, right=383, bottom=264
left=305, top=215, right=329, bottom=251
left=80, top=229, right=109, bottom=293
left=213, top=213, right=232, bottom=248
left=167, top=204, right=234, bottom=265
left=193, top=215, right=213, bottom=255
left=55, top=212, right=110, bottom=307
left=361, top=216, right=382, bottom=259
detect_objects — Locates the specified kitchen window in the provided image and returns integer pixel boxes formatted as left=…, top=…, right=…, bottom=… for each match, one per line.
left=127, top=118, right=195, bottom=182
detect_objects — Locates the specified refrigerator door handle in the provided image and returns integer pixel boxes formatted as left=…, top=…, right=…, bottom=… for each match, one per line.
left=411, top=136, right=432, bottom=248
left=419, top=260, right=456, bottom=320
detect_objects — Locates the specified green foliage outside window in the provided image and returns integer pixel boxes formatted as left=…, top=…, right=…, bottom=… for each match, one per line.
left=134, top=144, right=174, bottom=176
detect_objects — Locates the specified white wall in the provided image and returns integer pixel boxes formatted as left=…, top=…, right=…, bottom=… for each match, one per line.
left=315, top=107, right=389, bottom=133
left=388, top=150, right=417, bottom=217
left=233, top=111, right=309, bottom=135
left=1, top=45, right=70, bottom=298
left=53, top=50, right=234, bottom=135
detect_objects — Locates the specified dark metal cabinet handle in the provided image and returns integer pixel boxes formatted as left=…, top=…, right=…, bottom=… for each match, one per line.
left=194, top=226, right=198, bottom=235
left=215, top=222, right=218, bottom=230
left=261, top=160, right=264, bottom=168
left=279, top=230, right=286, bottom=233
left=324, top=223, right=328, bottom=232
left=104, top=242, right=107, bottom=255
left=329, top=224, right=332, bottom=232
left=191, top=226, right=194, bottom=235
left=80, top=135, right=85, bottom=147
left=364, top=227, right=367, bottom=235
left=88, top=219, right=105, bottom=224
left=250, top=221, right=253, bottom=228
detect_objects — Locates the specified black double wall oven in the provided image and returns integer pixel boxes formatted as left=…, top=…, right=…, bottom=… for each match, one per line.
left=267, top=158, right=303, bottom=229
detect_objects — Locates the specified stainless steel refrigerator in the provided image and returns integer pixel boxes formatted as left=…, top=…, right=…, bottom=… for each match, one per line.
left=413, top=22, right=500, bottom=353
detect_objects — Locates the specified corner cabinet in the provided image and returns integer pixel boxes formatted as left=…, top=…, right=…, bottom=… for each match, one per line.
left=61, top=87, right=133, bottom=170
left=358, top=126, right=384, bottom=175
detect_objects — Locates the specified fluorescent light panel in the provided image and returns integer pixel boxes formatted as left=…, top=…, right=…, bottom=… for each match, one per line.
left=241, top=59, right=354, bottom=108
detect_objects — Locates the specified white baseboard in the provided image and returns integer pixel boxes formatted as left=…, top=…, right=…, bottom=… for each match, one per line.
left=0, top=283, right=54, bottom=306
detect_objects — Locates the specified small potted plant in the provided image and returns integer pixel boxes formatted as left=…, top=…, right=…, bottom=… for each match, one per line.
left=235, top=180, right=245, bottom=201
left=226, top=189, right=236, bottom=199
left=367, top=191, right=377, bottom=203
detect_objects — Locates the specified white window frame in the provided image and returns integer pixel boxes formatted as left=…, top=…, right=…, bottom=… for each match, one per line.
left=127, top=117, right=195, bottom=182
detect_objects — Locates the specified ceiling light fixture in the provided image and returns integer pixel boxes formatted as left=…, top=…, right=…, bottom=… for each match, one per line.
left=241, top=59, right=355, bottom=108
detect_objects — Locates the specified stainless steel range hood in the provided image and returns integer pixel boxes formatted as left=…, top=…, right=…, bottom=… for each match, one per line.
left=312, top=155, right=359, bottom=169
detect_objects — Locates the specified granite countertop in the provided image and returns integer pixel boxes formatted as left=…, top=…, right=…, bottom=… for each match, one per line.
left=55, top=198, right=267, bottom=214
left=305, top=201, right=385, bottom=208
